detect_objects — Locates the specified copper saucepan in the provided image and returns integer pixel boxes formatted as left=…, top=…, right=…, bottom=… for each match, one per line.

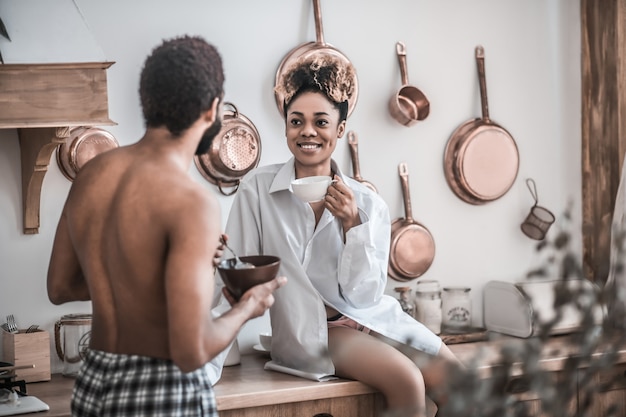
left=347, top=131, right=377, bottom=193
left=56, top=126, right=119, bottom=181
left=274, top=0, right=358, bottom=118
left=194, top=102, right=261, bottom=196
left=389, top=162, right=435, bottom=281
left=389, top=42, right=430, bottom=126
left=443, top=45, right=519, bottom=204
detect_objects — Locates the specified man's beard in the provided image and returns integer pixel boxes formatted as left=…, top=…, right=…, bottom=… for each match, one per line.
left=195, top=118, right=223, bottom=156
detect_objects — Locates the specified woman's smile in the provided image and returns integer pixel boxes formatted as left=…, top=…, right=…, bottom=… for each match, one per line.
left=285, top=91, right=345, bottom=176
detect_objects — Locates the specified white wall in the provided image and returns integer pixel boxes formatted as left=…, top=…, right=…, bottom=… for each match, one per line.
left=0, top=0, right=581, bottom=373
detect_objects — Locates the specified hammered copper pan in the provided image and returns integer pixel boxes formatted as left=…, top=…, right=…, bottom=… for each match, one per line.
left=389, top=162, right=435, bottom=281
left=274, top=0, right=358, bottom=118
left=56, top=126, right=119, bottom=181
left=194, top=102, right=261, bottom=196
left=347, top=131, right=377, bottom=193
left=389, top=41, right=430, bottom=126
left=443, top=45, right=519, bottom=205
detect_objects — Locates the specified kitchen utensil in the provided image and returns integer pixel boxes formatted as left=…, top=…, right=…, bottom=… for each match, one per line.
left=291, top=176, right=334, bottom=202
left=274, top=0, right=358, bottom=118
left=25, top=325, right=39, bottom=334
left=5, top=315, right=17, bottom=333
left=389, top=41, right=430, bottom=126
left=220, top=236, right=254, bottom=269
left=217, top=255, right=281, bottom=300
left=347, top=131, right=377, bottom=193
left=56, top=126, right=119, bottom=181
left=520, top=178, right=555, bottom=240
left=443, top=45, right=519, bottom=204
left=194, top=102, right=261, bottom=196
left=54, top=314, right=92, bottom=377
left=388, top=162, right=435, bottom=281
left=0, top=364, right=34, bottom=373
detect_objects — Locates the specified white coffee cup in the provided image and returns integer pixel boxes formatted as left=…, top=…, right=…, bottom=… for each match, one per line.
left=291, top=176, right=334, bottom=202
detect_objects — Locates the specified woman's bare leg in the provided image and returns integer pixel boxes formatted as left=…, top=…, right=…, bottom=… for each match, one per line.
left=328, top=327, right=428, bottom=417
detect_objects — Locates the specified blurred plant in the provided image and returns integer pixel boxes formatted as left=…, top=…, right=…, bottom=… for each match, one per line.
left=0, top=15, right=9, bottom=64
left=398, top=205, right=626, bottom=417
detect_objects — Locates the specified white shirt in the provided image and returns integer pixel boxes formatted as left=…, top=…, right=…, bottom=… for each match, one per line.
left=217, top=157, right=442, bottom=381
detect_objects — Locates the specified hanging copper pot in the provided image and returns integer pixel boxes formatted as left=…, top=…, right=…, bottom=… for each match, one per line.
left=388, top=41, right=430, bottom=126
left=389, top=162, right=435, bottom=281
left=56, top=126, right=119, bottom=181
left=274, top=0, right=358, bottom=118
left=347, top=131, right=377, bottom=193
left=443, top=45, right=519, bottom=204
left=194, top=102, right=261, bottom=196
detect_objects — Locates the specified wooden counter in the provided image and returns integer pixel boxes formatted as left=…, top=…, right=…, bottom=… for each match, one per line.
left=20, top=334, right=626, bottom=417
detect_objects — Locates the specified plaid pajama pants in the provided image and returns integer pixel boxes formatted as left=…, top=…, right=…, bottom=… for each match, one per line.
left=71, top=349, right=218, bottom=417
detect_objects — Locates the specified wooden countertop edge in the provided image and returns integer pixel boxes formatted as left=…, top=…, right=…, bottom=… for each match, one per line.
left=215, top=376, right=378, bottom=410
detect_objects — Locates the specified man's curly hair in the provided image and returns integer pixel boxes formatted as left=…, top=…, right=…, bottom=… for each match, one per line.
left=275, top=54, right=356, bottom=122
left=139, top=35, right=224, bottom=136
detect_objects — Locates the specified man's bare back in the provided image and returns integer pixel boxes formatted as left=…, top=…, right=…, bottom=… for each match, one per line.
left=57, top=135, right=220, bottom=358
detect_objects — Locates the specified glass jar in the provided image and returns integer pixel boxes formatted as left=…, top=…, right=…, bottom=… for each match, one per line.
left=414, top=280, right=442, bottom=334
left=394, top=286, right=415, bottom=318
left=442, top=287, right=472, bottom=332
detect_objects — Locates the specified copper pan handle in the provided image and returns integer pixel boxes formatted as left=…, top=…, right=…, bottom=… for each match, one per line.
left=396, top=42, right=410, bottom=86
left=475, top=45, right=491, bottom=122
left=313, top=0, right=326, bottom=45
left=347, top=131, right=364, bottom=181
left=398, top=162, right=414, bottom=222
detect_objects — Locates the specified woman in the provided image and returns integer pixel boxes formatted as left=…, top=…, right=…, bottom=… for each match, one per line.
left=221, top=54, right=463, bottom=417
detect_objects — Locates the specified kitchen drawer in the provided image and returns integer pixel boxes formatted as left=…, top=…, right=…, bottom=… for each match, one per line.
left=219, top=393, right=384, bottom=417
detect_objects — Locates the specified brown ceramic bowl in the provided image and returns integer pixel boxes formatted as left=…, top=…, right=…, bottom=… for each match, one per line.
left=217, top=255, right=281, bottom=300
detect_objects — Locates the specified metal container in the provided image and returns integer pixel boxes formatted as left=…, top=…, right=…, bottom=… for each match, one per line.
left=54, top=314, right=92, bottom=377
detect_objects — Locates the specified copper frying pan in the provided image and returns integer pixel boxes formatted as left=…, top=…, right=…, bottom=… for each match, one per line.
left=347, top=131, right=377, bottom=193
left=274, top=0, right=358, bottom=118
left=388, top=41, right=430, bottom=126
left=389, top=162, right=435, bottom=281
left=443, top=46, right=519, bottom=204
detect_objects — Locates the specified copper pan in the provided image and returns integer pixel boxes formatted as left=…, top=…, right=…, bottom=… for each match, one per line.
left=274, top=0, right=358, bottom=118
left=347, top=131, right=377, bottom=193
left=389, top=162, right=435, bottom=281
left=56, top=126, right=119, bottom=181
left=388, top=42, right=430, bottom=126
left=443, top=45, right=519, bottom=204
left=194, top=102, right=261, bottom=196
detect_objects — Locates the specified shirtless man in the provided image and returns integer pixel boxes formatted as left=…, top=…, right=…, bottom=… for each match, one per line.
left=47, top=35, right=286, bottom=417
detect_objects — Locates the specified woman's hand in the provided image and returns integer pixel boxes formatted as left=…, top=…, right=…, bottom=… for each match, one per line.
left=325, top=175, right=361, bottom=235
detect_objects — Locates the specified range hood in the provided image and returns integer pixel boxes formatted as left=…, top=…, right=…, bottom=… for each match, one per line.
left=0, top=0, right=115, bottom=234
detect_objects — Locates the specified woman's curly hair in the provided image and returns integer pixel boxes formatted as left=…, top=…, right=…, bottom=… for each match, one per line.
left=275, top=54, right=356, bottom=121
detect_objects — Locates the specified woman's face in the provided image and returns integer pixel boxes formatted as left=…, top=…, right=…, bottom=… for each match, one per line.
left=285, top=91, right=346, bottom=177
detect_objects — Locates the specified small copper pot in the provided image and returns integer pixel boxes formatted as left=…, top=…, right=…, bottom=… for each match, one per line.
left=388, top=42, right=430, bottom=126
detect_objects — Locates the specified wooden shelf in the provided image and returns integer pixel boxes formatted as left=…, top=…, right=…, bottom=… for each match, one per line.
left=0, top=62, right=115, bottom=233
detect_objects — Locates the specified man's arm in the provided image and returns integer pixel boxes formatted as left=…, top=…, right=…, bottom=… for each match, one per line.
left=47, top=209, right=91, bottom=304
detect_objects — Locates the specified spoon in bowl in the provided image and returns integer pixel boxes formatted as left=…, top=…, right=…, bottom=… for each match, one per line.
left=220, top=236, right=255, bottom=269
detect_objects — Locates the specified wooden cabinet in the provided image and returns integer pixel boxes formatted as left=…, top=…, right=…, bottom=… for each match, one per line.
left=586, top=363, right=626, bottom=417
left=219, top=393, right=383, bottom=417
left=502, top=371, right=576, bottom=417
